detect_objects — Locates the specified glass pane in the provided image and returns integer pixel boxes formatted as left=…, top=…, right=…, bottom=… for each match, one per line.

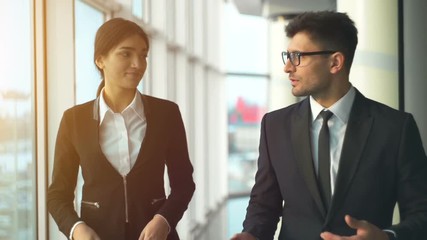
left=227, top=197, right=249, bottom=238
left=167, top=51, right=176, bottom=100
left=224, top=3, right=269, bottom=236
left=166, top=0, right=175, bottom=40
left=132, top=0, right=145, bottom=19
left=0, top=1, right=36, bottom=239
left=75, top=0, right=105, bottom=104
left=227, top=75, right=267, bottom=194
left=224, top=3, right=269, bottom=75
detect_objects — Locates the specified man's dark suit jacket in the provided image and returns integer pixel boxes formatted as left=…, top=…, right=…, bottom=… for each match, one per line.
left=47, top=94, right=195, bottom=240
left=242, top=89, right=427, bottom=240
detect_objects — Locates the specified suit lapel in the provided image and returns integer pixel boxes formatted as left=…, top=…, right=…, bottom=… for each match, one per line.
left=291, top=99, right=327, bottom=217
left=132, top=94, right=152, bottom=168
left=326, top=91, right=373, bottom=223
left=91, top=97, right=104, bottom=156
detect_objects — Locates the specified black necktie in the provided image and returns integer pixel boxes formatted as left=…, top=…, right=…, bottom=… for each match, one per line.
left=318, top=110, right=333, bottom=209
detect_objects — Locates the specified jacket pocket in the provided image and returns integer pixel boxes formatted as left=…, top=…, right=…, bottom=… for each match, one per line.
left=151, top=197, right=165, bottom=205
left=81, top=200, right=100, bottom=209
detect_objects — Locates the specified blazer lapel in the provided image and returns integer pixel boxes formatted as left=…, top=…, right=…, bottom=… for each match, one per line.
left=132, top=94, right=152, bottom=168
left=291, top=99, right=327, bottom=217
left=326, top=91, right=373, bottom=223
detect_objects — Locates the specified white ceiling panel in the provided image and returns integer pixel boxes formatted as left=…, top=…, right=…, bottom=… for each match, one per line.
left=233, top=0, right=336, bottom=18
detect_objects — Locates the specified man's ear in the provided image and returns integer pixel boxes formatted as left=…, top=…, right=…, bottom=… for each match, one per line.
left=330, top=52, right=345, bottom=74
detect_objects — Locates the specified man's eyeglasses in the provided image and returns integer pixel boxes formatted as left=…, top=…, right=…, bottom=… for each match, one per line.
left=281, top=51, right=336, bottom=66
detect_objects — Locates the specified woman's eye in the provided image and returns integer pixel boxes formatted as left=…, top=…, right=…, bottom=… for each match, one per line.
left=120, top=52, right=129, bottom=57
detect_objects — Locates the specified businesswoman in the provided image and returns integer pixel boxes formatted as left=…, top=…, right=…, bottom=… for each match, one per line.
left=47, top=18, right=195, bottom=240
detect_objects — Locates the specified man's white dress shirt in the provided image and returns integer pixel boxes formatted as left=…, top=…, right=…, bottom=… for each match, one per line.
left=310, top=86, right=355, bottom=195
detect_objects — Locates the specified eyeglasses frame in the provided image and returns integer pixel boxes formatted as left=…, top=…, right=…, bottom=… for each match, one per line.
left=281, top=50, right=337, bottom=66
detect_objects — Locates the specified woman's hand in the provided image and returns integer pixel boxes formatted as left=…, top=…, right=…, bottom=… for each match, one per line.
left=230, top=232, right=257, bottom=240
left=73, top=222, right=101, bottom=240
left=138, top=214, right=170, bottom=240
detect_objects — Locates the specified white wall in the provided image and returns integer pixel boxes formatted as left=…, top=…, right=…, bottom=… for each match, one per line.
left=338, top=0, right=399, bottom=109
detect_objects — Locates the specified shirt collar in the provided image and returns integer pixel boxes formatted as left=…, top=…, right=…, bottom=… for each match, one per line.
left=310, top=86, right=356, bottom=124
left=99, top=89, right=145, bottom=125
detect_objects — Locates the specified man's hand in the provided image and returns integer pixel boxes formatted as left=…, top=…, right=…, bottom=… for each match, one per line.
left=320, top=215, right=390, bottom=240
left=230, top=232, right=257, bottom=240
left=138, top=215, right=170, bottom=240
left=72, top=222, right=101, bottom=240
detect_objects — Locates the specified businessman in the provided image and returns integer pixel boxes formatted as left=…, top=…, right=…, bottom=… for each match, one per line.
left=231, top=11, right=427, bottom=240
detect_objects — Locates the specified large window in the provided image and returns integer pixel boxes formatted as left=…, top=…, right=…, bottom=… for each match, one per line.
left=75, top=0, right=105, bottom=104
left=0, top=1, right=36, bottom=239
left=223, top=3, right=269, bottom=237
left=132, top=0, right=148, bottom=21
left=227, top=75, right=267, bottom=193
left=224, top=3, right=269, bottom=196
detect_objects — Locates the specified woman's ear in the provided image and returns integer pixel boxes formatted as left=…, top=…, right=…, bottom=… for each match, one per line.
left=95, top=57, right=104, bottom=69
left=330, top=52, right=345, bottom=74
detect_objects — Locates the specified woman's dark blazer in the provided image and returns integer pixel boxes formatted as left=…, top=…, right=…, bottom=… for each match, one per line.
left=242, top=89, right=427, bottom=240
left=47, top=94, right=195, bottom=240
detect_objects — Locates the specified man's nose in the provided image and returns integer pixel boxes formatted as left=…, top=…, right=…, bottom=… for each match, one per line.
left=284, top=60, right=295, bottom=73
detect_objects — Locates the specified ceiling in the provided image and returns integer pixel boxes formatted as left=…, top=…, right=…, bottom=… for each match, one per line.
left=232, top=0, right=336, bottom=19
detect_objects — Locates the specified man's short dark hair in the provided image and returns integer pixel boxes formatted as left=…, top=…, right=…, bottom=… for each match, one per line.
left=285, top=11, right=358, bottom=72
